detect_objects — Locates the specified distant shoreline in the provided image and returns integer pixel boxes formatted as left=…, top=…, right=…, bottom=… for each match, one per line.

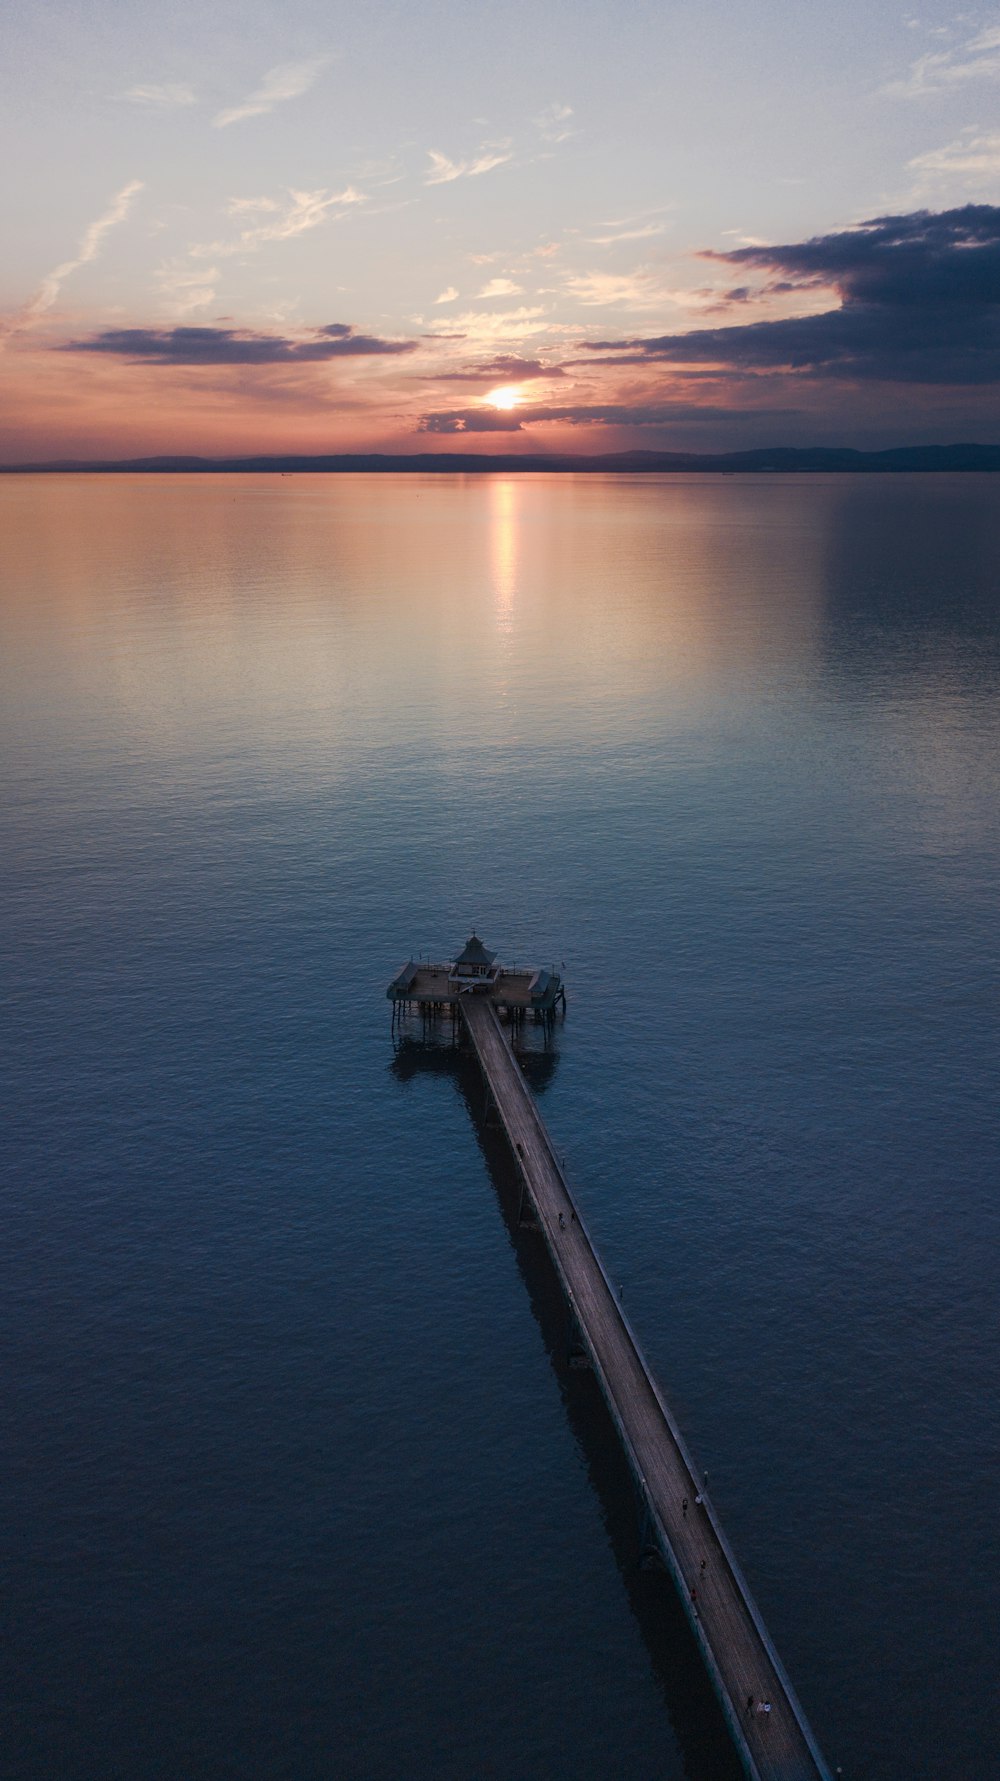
left=2, top=444, right=999, bottom=475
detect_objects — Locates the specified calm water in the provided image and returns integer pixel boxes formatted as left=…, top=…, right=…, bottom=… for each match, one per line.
left=2, top=473, right=999, bottom=1781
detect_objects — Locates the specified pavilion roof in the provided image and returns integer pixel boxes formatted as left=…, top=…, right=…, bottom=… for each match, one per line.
left=455, top=933, right=496, bottom=967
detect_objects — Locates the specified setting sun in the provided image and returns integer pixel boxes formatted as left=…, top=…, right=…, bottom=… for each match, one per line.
left=486, top=384, right=522, bottom=410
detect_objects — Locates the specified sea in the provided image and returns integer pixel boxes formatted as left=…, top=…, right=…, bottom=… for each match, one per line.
left=2, top=471, right=998, bottom=1781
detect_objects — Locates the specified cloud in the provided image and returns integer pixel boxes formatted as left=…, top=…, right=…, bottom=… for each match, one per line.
left=719, top=230, right=771, bottom=247
left=565, top=270, right=667, bottom=308
left=58, top=323, right=419, bottom=364
left=909, top=129, right=1000, bottom=194
left=429, top=353, right=565, bottom=385
left=434, top=286, right=459, bottom=304
left=425, top=145, right=513, bottom=184
left=477, top=277, right=523, bottom=297
left=1, top=179, right=143, bottom=346
left=585, top=222, right=666, bottom=247
left=536, top=101, right=575, bottom=143
left=580, top=205, right=1000, bottom=385
left=678, top=278, right=808, bottom=316
left=31, top=181, right=143, bottom=315
left=419, top=400, right=788, bottom=433
left=122, top=83, right=196, bottom=108
left=227, top=195, right=281, bottom=216
left=882, top=23, right=1000, bottom=97
left=213, top=55, right=331, bottom=128
left=156, top=259, right=219, bottom=316
left=420, top=409, right=525, bottom=432
left=193, top=186, right=365, bottom=258
left=446, top=306, right=548, bottom=342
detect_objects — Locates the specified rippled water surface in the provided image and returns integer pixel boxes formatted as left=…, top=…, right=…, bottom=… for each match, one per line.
left=3, top=473, right=999, bottom=1780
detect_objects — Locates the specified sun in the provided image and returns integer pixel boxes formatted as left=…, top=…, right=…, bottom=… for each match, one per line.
left=486, top=384, right=522, bottom=411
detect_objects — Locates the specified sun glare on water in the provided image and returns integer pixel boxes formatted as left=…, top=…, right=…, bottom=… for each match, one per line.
left=487, top=384, right=521, bottom=410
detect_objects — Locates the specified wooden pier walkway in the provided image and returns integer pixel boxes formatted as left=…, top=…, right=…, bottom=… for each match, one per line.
left=460, top=997, right=832, bottom=1781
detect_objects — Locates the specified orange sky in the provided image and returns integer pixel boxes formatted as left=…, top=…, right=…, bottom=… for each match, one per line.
left=2, top=4, right=999, bottom=460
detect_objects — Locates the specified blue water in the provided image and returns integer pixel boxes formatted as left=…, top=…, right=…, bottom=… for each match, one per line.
left=2, top=472, right=998, bottom=1780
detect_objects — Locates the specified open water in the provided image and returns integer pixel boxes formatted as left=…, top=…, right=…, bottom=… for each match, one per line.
left=2, top=472, right=999, bottom=1781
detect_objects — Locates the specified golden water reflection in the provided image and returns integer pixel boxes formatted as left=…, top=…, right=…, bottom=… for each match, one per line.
left=490, top=478, right=517, bottom=637
left=2, top=472, right=995, bottom=781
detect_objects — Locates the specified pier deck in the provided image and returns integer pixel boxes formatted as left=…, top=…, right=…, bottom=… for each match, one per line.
left=460, top=997, right=831, bottom=1781
left=387, top=957, right=565, bottom=1015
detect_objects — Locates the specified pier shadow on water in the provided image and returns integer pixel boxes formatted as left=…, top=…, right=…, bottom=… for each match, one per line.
left=389, top=1026, right=743, bottom=1781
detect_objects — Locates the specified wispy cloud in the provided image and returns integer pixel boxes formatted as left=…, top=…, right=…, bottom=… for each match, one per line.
left=213, top=55, right=331, bottom=128
left=477, top=277, right=523, bottom=297
left=433, top=286, right=459, bottom=304
left=33, top=181, right=144, bottom=315
left=909, top=128, right=1000, bottom=193
left=227, top=196, right=281, bottom=216
left=446, top=305, right=548, bottom=342
left=192, top=187, right=365, bottom=258
left=882, top=23, right=1000, bottom=97
left=425, top=144, right=512, bottom=184
left=427, top=352, right=565, bottom=386
left=564, top=269, right=667, bottom=308
left=595, top=203, right=675, bottom=229
left=156, top=259, right=219, bottom=317
left=535, top=102, right=575, bottom=143
left=585, top=222, right=666, bottom=247
left=719, top=230, right=771, bottom=247
left=1, top=179, right=143, bottom=347
left=122, top=82, right=196, bottom=108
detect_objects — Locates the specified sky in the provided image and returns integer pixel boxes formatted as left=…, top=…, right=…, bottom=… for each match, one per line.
left=1, top=0, right=999, bottom=460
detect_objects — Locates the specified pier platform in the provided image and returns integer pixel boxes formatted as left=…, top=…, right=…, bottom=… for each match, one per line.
left=387, top=961, right=563, bottom=1012
left=387, top=932, right=565, bottom=1018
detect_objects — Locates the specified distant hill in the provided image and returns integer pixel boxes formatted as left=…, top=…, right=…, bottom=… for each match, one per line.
left=4, top=444, right=1000, bottom=473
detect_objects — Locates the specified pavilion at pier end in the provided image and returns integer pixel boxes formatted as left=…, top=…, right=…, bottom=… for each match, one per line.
left=387, top=932, right=566, bottom=1024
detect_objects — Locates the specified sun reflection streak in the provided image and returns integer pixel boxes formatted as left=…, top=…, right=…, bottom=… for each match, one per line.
left=490, top=479, right=517, bottom=636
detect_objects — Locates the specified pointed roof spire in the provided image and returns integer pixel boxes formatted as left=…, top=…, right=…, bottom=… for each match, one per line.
left=455, top=933, right=496, bottom=967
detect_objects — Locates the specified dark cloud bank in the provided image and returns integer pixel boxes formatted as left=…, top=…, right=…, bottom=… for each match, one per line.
left=419, top=402, right=777, bottom=433
left=582, top=206, right=1000, bottom=385
left=60, top=324, right=417, bottom=364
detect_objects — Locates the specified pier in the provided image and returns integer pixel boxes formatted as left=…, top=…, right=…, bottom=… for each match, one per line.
left=387, top=932, right=566, bottom=1027
left=389, top=938, right=833, bottom=1781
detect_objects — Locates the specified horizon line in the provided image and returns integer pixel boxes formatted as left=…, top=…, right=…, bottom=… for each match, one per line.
left=3, top=442, right=1000, bottom=475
